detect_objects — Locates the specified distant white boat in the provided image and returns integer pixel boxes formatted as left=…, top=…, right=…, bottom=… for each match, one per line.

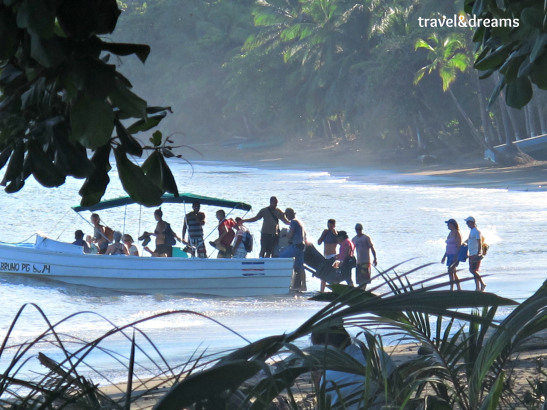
left=493, top=134, right=547, bottom=160
left=0, top=194, right=295, bottom=297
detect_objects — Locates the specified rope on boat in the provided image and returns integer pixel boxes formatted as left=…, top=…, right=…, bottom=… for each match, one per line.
left=54, top=209, right=72, bottom=241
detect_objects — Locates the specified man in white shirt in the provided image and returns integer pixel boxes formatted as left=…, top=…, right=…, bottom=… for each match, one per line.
left=464, top=216, right=486, bottom=291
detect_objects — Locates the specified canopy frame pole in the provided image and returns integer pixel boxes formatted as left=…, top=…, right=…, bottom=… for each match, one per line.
left=123, top=206, right=127, bottom=235
left=182, top=201, right=187, bottom=241
left=138, top=206, right=142, bottom=239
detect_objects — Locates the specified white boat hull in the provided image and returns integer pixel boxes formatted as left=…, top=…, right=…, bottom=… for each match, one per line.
left=0, top=236, right=294, bottom=297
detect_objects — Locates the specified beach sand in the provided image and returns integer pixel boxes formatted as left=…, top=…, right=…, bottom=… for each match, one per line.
left=99, top=142, right=547, bottom=409
left=101, top=335, right=547, bottom=409
left=190, top=140, right=547, bottom=192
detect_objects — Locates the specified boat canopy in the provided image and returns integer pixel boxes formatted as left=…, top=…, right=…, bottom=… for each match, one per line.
left=72, top=193, right=252, bottom=212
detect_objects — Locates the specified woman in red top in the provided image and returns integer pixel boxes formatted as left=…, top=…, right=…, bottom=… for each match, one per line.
left=211, top=209, right=236, bottom=258
left=335, top=231, right=355, bottom=286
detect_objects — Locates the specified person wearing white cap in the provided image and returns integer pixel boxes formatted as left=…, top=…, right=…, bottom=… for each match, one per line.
left=464, top=216, right=486, bottom=291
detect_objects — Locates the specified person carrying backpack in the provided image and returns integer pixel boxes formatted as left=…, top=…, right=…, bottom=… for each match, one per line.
left=464, top=216, right=487, bottom=292
left=151, top=208, right=181, bottom=257
left=231, top=217, right=251, bottom=258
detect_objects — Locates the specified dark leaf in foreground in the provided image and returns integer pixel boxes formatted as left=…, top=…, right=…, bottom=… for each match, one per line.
left=154, top=360, right=262, bottom=409
left=1, top=141, right=25, bottom=187
left=79, top=145, right=111, bottom=206
left=114, top=147, right=163, bottom=207
left=28, top=141, right=65, bottom=187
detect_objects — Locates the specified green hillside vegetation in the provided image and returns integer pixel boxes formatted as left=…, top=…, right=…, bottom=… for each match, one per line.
left=1, top=0, right=545, bottom=202
left=113, top=0, right=547, bottom=160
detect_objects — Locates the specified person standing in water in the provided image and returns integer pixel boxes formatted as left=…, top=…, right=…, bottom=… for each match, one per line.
left=441, top=218, right=462, bottom=291
left=280, top=208, right=307, bottom=291
left=352, top=223, right=377, bottom=290
left=464, top=216, right=486, bottom=291
left=243, top=196, right=289, bottom=257
left=317, top=219, right=338, bottom=292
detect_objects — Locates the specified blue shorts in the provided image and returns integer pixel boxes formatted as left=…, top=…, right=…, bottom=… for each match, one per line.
left=446, top=254, right=456, bottom=267
left=279, top=244, right=304, bottom=269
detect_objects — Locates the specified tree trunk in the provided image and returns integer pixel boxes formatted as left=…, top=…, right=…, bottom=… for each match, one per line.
left=498, top=97, right=513, bottom=145
left=475, top=75, right=494, bottom=145
left=413, top=118, right=422, bottom=150
left=537, top=96, right=547, bottom=134
left=492, top=104, right=504, bottom=145
left=524, top=104, right=532, bottom=138
left=504, top=101, right=523, bottom=141
left=322, top=119, right=333, bottom=140
left=242, top=114, right=252, bottom=139
left=495, top=72, right=524, bottom=141
left=447, top=87, right=489, bottom=150
left=528, top=92, right=545, bottom=135
left=529, top=101, right=540, bottom=137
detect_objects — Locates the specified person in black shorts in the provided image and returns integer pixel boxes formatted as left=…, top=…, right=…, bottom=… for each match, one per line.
left=243, top=196, right=289, bottom=257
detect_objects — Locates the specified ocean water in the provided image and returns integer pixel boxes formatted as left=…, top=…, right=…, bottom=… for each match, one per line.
left=0, top=159, right=545, bottom=383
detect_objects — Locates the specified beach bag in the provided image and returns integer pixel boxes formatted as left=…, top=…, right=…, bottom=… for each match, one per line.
left=164, top=223, right=177, bottom=246
left=103, top=226, right=114, bottom=242
left=243, top=231, right=253, bottom=252
left=346, top=255, right=357, bottom=269
left=458, top=245, right=468, bottom=262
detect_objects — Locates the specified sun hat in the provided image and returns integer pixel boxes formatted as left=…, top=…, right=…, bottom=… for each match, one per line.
left=464, top=216, right=475, bottom=223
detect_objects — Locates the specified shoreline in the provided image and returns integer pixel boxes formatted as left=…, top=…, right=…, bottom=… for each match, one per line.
left=107, top=143, right=547, bottom=407
left=188, top=142, right=547, bottom=192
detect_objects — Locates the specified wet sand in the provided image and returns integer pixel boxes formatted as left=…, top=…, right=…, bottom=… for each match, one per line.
left=191, top=141, right=547, bottom=191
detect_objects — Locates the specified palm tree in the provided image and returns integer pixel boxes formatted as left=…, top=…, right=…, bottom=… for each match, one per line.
left=246, top=0, right=374, bottom=140
left=414, top=32, right=490, bottom=151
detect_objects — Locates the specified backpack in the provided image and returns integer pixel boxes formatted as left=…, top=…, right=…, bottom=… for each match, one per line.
left=164, top=223, right=176, bottom=246
left=481, top=236, right=489, bottom=256
left=243, top=231, right=253, bottom=252
left=103, top=226, right=114, bottom=242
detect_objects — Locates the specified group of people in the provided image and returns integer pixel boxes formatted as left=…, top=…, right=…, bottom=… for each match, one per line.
left=73, top=203, right=253, bottom=259
left=316, top=220, right=377, bottom=292
left=71, top=196, right=487, bottom=293
left=237, top=196, right=377, bottom=293
left=442, top=216, right=487, bottom=292
left=72, top=213, right=140, bottom=256
left=242, top=196, right=487, bottom=293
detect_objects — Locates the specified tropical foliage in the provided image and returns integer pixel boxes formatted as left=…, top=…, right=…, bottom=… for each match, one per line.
left=0, top=0, right=182, bottom=206
left=1, top=0, right=546, bottom=201
left=466, top=0, right=547, bottom=108
left=112, top=0, right=546, bottom=160
left=1, top=265, right=545, bottom=409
